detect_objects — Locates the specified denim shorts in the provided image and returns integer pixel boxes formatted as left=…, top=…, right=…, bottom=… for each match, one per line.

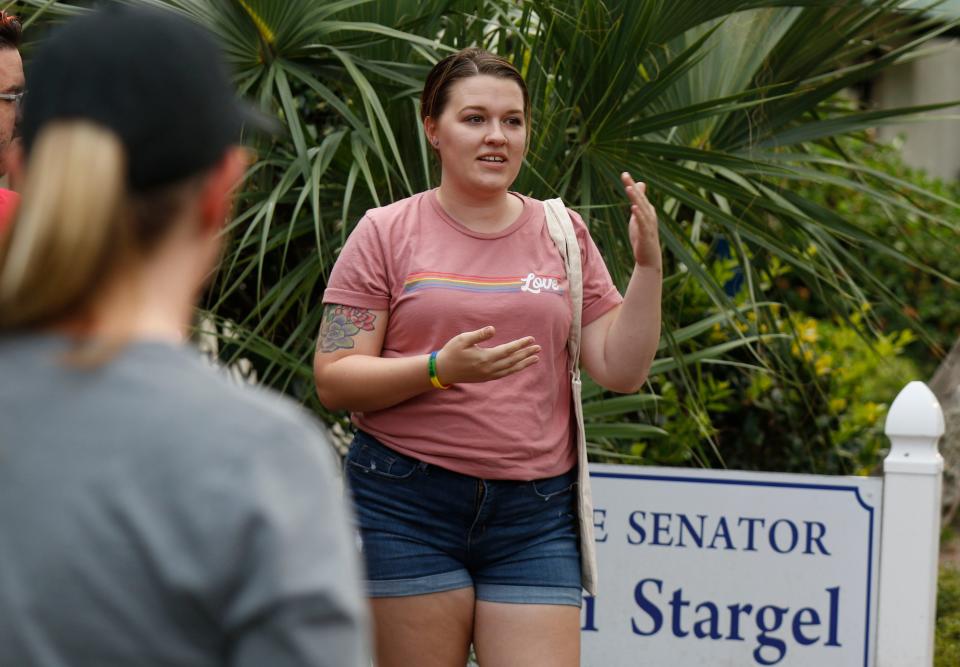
left=344, top=430, right=582, bottom=607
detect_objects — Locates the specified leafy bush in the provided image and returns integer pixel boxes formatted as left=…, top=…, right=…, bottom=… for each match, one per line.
left=791, top=137, right=960, bottom=376
left=626, top=296, right=918, bottom=474
left=937, top=565, right=960, bottom=667
left=717, top=311, right=917, bottom=474
left=583, top=230, right=920, bottom=474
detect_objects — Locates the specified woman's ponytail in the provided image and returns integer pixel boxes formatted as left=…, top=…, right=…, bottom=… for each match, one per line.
left=0, top=121, right=126, bottom=330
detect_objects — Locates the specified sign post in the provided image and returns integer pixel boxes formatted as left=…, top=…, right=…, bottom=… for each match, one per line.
left=875, top=381, right=945, bottom=667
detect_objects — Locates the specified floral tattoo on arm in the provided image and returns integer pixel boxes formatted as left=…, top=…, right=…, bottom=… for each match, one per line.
left=318, top=305, right=377, bottom=353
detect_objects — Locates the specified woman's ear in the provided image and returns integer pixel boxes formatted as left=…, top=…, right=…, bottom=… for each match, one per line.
left=198, top=146, right=249, bottom=234
left=424, top=116, right=438, bottom=147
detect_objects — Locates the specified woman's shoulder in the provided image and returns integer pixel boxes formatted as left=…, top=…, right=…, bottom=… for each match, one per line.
left=519, top=192, right=590, bottom=236
left=363, top=190, right=432, bottom=228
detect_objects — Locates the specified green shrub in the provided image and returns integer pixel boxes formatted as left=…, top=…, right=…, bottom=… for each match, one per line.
left=937, top=565, right=960, bottom=667
left=792, top=137, right=960, bottom=376
left=647, top=308, right=920, bottom=474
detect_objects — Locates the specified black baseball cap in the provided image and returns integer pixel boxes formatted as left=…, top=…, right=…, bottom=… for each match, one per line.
left=21, top=4, right=272, bottom=192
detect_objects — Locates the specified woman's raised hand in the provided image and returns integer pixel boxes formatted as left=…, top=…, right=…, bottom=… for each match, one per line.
left=435, top=326, right=540, bottom=384
left=621, top=172, right=662, bottom=271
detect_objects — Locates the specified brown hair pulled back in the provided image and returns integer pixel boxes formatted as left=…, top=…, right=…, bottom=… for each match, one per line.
left=420, top=48, right=530, bottom=125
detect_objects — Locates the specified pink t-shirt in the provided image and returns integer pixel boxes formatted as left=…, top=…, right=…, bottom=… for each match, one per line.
left=323, top=189, right=622, bottom=480
left=0, top=189, right=19, bottom=236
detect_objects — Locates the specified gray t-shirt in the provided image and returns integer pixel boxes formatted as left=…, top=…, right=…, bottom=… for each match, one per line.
left=0, top=335, right=369, bottom=667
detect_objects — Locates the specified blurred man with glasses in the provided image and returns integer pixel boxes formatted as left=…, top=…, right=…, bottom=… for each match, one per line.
left=0, top=10, right=23, bottom=174
left=0, top=10, right=22, bottom=234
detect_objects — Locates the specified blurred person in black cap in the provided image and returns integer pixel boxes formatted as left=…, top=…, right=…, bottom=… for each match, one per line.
left=0, top=5, right=369, bottom=667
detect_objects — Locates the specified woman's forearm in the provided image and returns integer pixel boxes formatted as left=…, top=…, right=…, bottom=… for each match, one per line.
left=314, top=353, right=434, bottom=412
left=598, top=264, right=662, bottom=393
left=314, top=325, right=541, bottom=413
left=584, top=172, right=663, bottom=394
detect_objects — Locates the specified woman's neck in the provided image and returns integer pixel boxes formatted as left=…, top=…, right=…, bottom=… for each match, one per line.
left=54, top=267, right=192, bottom=344
left=52, top=229, right=215, bottom=344
left=436, top=180, right=523, bottom=233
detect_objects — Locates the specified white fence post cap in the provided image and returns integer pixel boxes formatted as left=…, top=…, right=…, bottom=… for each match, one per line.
left=884, top=380, right=945, bottom=438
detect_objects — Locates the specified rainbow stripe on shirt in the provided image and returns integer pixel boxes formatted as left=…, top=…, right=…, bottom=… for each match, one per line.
left=403, top=271, right=564, bottom=296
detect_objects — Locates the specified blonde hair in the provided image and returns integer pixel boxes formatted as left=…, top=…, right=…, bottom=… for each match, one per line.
left=0, top=121, right=204, bottom=333
left=0, top=121, right=126, bottom=330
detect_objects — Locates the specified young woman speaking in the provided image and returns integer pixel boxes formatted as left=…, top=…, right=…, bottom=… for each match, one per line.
left=315, top=48, right=661, bottom=667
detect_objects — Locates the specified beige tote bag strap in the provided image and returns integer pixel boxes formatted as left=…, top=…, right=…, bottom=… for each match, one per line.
left=543, top=198, right=598, bottom=596
left=543, top=199, right=582, bottom=370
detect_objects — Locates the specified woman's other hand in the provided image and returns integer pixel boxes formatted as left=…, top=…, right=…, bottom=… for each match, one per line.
left=621, top=171, right=661, bottom=271
left=436, top=326, right=540, bottom=384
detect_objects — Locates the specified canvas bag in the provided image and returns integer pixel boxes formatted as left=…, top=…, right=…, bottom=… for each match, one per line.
left=543, top=198, right=598, bottom=596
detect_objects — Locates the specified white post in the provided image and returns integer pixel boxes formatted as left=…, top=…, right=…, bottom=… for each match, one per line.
left=876, top=381, right=945, bottom=667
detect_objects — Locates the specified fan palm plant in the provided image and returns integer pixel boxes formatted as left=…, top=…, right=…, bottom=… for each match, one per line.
left=15, top=0, right=959, bottom=469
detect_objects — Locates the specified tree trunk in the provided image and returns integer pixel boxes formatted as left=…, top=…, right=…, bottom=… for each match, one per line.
left=931, top=337, right=960, bottom=525
left=931, top=337, right=960, bottom=402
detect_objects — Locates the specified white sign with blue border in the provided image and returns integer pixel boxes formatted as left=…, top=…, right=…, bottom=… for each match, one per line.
left=581, top=464, right=882, bottom=666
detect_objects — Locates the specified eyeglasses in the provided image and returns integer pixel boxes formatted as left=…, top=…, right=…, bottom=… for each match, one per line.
left=0, top=91, right=23, bottom=105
